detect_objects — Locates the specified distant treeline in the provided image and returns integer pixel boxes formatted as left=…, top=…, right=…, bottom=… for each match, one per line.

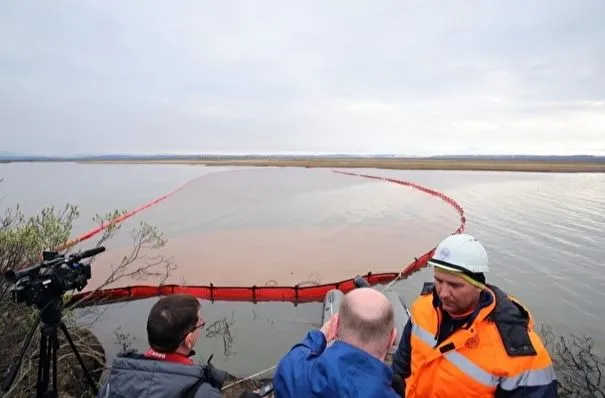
left=1, top=153, right=604, bottom=163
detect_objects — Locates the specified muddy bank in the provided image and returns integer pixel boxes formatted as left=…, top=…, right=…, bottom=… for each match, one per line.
left=83, top=157, right=605, bottom=173
left=1, top=317, right=105, bottom=397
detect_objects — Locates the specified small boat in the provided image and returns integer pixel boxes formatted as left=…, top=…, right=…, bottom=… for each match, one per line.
left=321, top=276, right=410, bottom=353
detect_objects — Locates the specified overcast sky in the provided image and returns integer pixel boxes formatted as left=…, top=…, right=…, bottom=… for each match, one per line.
left=1, top=1, right=604, bottom=156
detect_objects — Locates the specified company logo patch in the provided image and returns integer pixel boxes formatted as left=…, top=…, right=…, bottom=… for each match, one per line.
left=438, top=247, right=450, bottom=260
left=146, top=350, right=166, bottom=359
left=465, top=335, right=480, bottom=349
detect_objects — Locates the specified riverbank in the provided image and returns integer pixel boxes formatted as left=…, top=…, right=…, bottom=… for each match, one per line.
left=81, top=157, right=605, bottom=173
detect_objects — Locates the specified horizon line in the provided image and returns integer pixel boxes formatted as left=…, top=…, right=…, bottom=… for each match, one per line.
left=0, top=152, right=605, bottom=161
left=3, top=151, right=605, bottom=158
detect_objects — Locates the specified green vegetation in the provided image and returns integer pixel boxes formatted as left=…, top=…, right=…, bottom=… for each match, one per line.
left=0, top=182, right=602, bottom=397
left=0, top=202, right=104, bottom=397
left=0, top=192, right=172, bottom=397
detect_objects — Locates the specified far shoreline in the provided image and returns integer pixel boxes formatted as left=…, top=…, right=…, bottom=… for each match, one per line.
left=78, top=157, right=605, bottom=173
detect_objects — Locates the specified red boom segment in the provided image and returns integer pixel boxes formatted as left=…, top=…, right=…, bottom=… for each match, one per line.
left=64, top=169, right=466, bottom=308
left=57, top=179, right=196, bottom=252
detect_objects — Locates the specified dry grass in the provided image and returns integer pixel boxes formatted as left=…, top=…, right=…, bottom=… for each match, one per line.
left=82, top=157, right=605, bottom=173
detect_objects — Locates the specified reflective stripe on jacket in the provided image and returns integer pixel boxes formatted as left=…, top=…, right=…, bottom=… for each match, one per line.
left=393, top=282, right=558, bottom=398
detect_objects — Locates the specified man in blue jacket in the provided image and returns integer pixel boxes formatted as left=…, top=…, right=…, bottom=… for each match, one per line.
left=274, top=287, right=401, bottom=397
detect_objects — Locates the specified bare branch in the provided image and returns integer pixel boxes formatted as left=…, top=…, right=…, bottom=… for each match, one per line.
left=205, top=312, right=236, bottom=358
left=540, top=324, right=605, bottom=397
left=65, top=220, right=173, bottom=310
left=0, top=201, right=177, bottom=398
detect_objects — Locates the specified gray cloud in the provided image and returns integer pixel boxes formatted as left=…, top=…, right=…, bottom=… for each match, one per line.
left=1, top=0, right=604, bottom=155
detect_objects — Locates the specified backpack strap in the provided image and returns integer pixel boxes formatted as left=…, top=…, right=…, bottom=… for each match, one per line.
left=182, top=376, right=209, bottom=398
left=181, top=355, right=227, bottom=397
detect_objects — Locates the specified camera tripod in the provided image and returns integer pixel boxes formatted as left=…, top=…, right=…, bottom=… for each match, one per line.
left=2, top=295, right=99, bottom=398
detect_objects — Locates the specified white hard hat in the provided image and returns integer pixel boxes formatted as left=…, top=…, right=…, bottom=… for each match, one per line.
left=428, top=233, right=489, bottom=274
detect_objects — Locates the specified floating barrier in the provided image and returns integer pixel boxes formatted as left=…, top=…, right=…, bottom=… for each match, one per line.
left=63, top=169, right=466, bottom=307
left=57, top=179, right=195, bottom=252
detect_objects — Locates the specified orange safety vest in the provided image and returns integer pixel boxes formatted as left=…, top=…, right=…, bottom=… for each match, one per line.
left=405, top=285, right=556, bottom=397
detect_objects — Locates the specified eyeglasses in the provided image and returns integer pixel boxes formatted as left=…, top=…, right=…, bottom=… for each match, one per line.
left=178, top=317, right=207, bottom=347
left=191, top=318, right=206, bottom=333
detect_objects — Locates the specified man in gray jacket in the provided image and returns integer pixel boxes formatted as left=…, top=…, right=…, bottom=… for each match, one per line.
left=97, top=294, right=225, bottom=397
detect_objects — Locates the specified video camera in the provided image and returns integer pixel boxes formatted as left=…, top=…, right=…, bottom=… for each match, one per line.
left=4, top=246, right=104, bottom=309
left=2, top=245, right=105, bottom=398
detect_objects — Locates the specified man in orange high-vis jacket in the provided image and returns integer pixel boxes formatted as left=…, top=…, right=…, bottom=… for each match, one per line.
left=391, top=234, right=558, bottom=398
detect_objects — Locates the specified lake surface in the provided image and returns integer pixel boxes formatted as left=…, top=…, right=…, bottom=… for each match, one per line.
left=1, top=162, right=604, bottom=378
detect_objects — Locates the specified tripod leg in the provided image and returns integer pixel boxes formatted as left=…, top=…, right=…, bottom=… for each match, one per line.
left=37, top=327, right=51, bottom=398
left=36, top=331, right=45, bottom=397
left=58, top=322, right=99, bottom=396
left=52, top=327, right=59, bottom=397
left=2, top=311, right=41, bottom=393
left=37, top=326, right=59, bottom=398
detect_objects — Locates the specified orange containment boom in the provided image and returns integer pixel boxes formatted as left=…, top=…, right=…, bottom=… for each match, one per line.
left=57, top=179, right=195, bottom=252
left=65, top=169, right=466, bottom=308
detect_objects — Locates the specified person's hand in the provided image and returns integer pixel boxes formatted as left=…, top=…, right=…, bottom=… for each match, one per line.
left=320, top=313, right=338, bottom=342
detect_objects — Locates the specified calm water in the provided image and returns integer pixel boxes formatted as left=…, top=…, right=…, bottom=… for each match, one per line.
left=1, top=162, right=603, bottom=378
